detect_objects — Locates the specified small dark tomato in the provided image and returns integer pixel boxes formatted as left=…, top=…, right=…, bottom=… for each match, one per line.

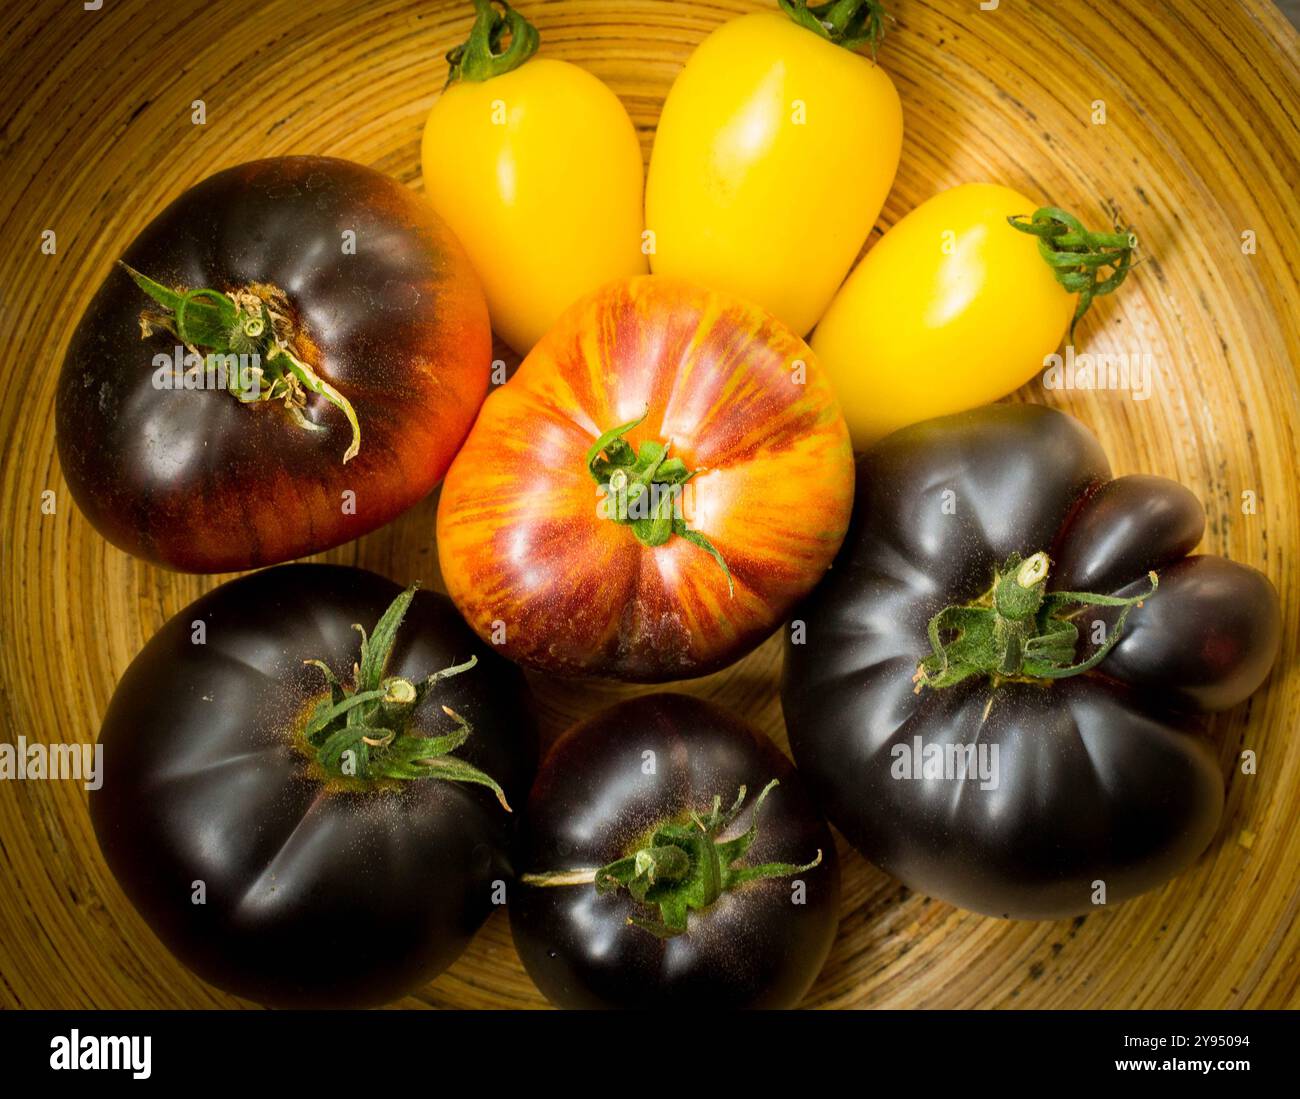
left=90, top=564, right=536, bottom=1007
left=783, top=404, right=1282, bottom=920
left=509, top=694, right=839, bottom=1009
left=58, top=156, right=491, bottom=572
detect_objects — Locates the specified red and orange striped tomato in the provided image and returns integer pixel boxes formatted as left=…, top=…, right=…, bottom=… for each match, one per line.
left=436, top=275, right=855, bottom=682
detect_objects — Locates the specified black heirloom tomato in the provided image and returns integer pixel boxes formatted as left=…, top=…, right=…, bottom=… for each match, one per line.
left=510, top=694, right=839, bottom=1009
left=782, top=405, right=1281, bottom=920
left=57, top=156, right=491, bottom=572
left=90, top=565, right=536, bottom=1007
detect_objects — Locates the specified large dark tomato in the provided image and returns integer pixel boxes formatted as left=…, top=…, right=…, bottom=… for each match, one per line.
left=783, top=405, right=1281, bottom=920
left=57, top=156, right=490, bottom=572
left=90, top=565, right=536, bottom=1007
left=509, top=694, right=839, bottom=1008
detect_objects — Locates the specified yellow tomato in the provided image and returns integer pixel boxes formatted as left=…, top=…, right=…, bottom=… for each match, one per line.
left=422, top=3, right=647, bottom=355
left=812, top=183, right=1080, bottom=446
left=645, top=10, right=902, bottom=336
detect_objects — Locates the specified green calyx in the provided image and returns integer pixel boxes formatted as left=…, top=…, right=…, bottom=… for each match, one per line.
left=778, top=0, right=888, bottom=55
left=523, top=780, right=822, bottom=939
left=913, top=551, right=1158, bottom=693
left=444, top=0, right=540, bottom=87
left=1007, top=206, right=1137, bottom=342
left=299, top=585, right=510, bottom=810
left=122, top=263, right=361, bottom=463
left=587, top=412, right=734, bottom=597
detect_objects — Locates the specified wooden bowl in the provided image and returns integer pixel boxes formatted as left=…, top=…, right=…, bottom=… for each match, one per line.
left=1, top=0, right=1296, bottom=1009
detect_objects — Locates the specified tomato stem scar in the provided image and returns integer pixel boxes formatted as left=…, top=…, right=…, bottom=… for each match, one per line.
left=913, top=551, right=1159, bottom=693
left=121, top=262, right=362, bottom=463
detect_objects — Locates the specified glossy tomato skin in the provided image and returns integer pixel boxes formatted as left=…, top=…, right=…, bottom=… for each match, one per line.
left=646, top=12, right=902, bottom=336
left=57, top=157, right=491, bottom=572
left=782, top=405, right=1281, bottom=919
left=811, top=183, right=1076, bottom=446
left=1100, top=556, right=1283, bottom=713
left=423, top=58, right=647, bottom=355
left=509, top=694, right=840, bottom=1009
left=90, top=565, right=536, bottom=1007
left=436, top=275, right=855, bottom=682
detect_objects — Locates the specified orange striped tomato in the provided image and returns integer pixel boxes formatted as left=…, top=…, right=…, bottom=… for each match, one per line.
left=436, top=275, right=855, bottom=682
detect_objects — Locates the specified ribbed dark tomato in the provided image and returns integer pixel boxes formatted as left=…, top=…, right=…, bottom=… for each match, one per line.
left=58, top=156, right=490, bottom=572
left=90, top=565, right=536, bottom=1007
left=783, top=405, right=1281, bottom=920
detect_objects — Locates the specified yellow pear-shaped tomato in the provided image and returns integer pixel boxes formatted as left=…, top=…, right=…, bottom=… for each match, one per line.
left=645, top=9, right=902, bottom=336
left=813, top=183, right=1084, bottom=446
left=422, top=2, right=647, bottom=355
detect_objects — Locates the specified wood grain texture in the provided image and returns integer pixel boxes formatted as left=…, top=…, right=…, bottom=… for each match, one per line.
left=0, top=0, right=1297, bottom=1010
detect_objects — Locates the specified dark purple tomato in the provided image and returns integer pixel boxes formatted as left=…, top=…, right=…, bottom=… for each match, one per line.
left=509, top=694, right=839, bottom=1009
left=90, top=564, right=536, bottom=1007
left=57, top=156, right=491, bottom=572
left=783, top=404, right=1281, bottom=920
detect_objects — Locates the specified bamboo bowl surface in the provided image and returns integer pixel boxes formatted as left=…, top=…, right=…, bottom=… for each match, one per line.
left=1, top=0, right=1298, bottom=1009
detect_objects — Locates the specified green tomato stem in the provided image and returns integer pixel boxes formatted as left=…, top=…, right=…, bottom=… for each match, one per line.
left=1007, top=206, right=1137, bottom=341
left=299, top=586, right=510, bottom=810
left=444, top=0, right=540, bottom=87
left=121, top=262, right=362, bottom=463
left=521, top=780, right=822, bottom=938
left=586, top=411, right=735, bottom=597
left=778, top=0, right=889, bottom=55
left=912, top=551, right=1158, bottom=693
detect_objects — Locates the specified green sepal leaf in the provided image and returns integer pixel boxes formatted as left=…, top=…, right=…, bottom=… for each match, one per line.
left=586, top=412, right=648, bottom=482
left=357, top=586, right=415, bottom=691
left=726, top=851, right=824, bottom=890
left=778, top=0, right=888, bottom=54
left=587, top=779, right=820, bottom=939
left=120, top=263, right=239, bottom=348
left=1007, top=206, right=1136, bottom=340
left=303, top=659, right=346, bottom=708
left=675, top=522, right=735, bottom=597
left=300, top=592, right=508, bottom=809
left=413, top=655, right=478, bottom=709
left=378, top=753, right=511, bottom=812
left=914, top=556, right=1159, bottom=692
left=715, top=779, right=776, bottom=866
left=588, top=412, right=735, bottom=594
left=120, top=262, right=185, bottom=313
left=304, top=689, right=387, bottom=743
left=317, top=725, right=382, bottom=774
